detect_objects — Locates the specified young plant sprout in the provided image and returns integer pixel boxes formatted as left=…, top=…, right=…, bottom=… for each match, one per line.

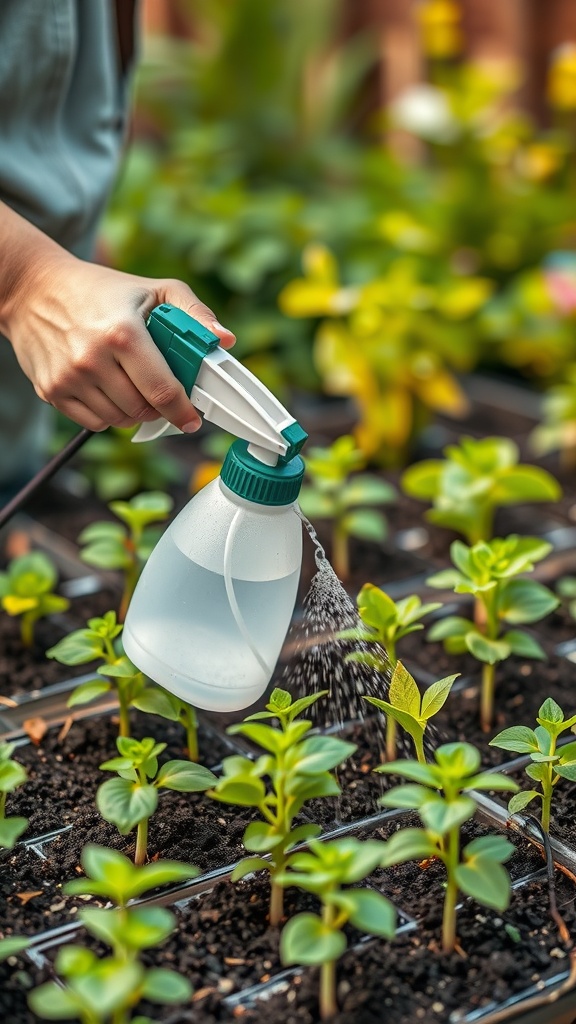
left=0, top=552, right=69, bottom=648
left=0, top=742, right=28, bottom=849
left=208, top=688, right=356, bottom=926
left=402, top=436, right=561, bottom=544
left=490, top=698, right=576, bottom=831
left=298, top=435, right=396, bottom=580
left=364, top=660, right=457, bottom=764
left=78, top=490, right=173, bottom=620
left=426, top=536, right=559, bottom=731
left=278, top=838, right=396, bottom=1021
left=47, top=611, right=147, bottom=739
left=341, top=584, right=441, bottom=759
left=379, top=742, right=518, bottom=953
left=97, top=736, right=216, bottom=865
left=29, top=844, right=196, bottom=1022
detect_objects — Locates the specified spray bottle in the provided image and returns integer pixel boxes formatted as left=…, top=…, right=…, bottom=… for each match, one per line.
left=122, top=303, right=307, bottom=713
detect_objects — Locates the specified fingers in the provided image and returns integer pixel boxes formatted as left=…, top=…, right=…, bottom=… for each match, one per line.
left=156, top=280, right=236, bottom=350
left=58, top=397, right=113, bottom=433
left=97, top=367, right=159, bottom=423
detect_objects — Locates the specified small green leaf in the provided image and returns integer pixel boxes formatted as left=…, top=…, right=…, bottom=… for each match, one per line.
left=96, top=778, right=157, bottom=834
left=538, top=697, right=564, bottom=725
left=67, top=679, right=111, bottom=708
left=332, top=889, right=396, bottom=938
left=141, top=967, right=192, bottom=1004
left=497, top=579, right=559, bottom=625
left=231, top=857, right=270, bottom=881
left=0, top=817, right=28, bottom=849
left=380, top=828, right=438, bottom=866
left=466, top=631, right=510, bottom=665
left=455, top=859, right=511, bottom=911
left=280, top=913, right=346, bottom=967
left=508, top=790, right=541, bottom=813
left=421, top=675, right=457, bottom=719
left=489, top=726, right=540, bottom=753
left=156, top=761, right=217, bottom=792
left=502, top=631, right=546, bottom=660
left=389, top=661, right=421, bottom=717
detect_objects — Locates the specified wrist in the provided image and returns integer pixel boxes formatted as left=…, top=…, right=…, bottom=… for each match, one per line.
left=0, top=204, right=76, bottom=336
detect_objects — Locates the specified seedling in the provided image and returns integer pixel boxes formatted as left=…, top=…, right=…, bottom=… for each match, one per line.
left=208, top=688, right=356, bottom=926
left=490, top=698, right=576, bottom=831
left=278, top=838, right=396, bottom=1020
left=298, top=435, right=396, bottom=579
left=427, top=536, right=559, bottom=731
left=29, top=844, right=196, bottom=1022
left=0, top=742, right=28, bottom=849
left=0, top=552, right=69, bottom=648
left=402, top=436, right=561, bottom=544
left=379, top=742, right=518, bottom=952
left=97, top=736, right=217, bottom=864
left=341, top=584, right=441, bottom=759
left=364, top=660, right=457, bottom=764
left=73, top=425, right=180, bottom=500
left=47, top=611, right=147, bottom=739
left=78, top=491, right=173, bottom=620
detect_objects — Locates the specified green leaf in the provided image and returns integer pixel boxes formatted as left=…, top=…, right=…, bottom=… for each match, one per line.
left=466, top=631, right=509, bottom=665
left=402, top=460, right=443, bottom=500
left=243, top=821, right=283, bottom=853
left=508, top=790, right=541, bottom=813
left=156, top=761, right=217, bottom=792
left=285, top=691, right=327, bottom=721
left=81, top=905, right=174, bottom=952
left=426, top=571, right=467, bottom=591
left=462, top=835, right=515, bottom=863
left=538, top=697, right=564, bottom=725
left=231, top=857, right=270, bottom=881
left=80, top=538, right=129, bottom=570
left=0, top=936, right=29, bottom=961
left=498, top=579, right=559, bottom=625
left=332, top=889, right=396, bottom=938
left=227, top=722, right=283, bottom=754
left=427, top=616, right=471, bottom=642
left=341, top=509, right=388, bottom=543
left=294, top=735, right=356, bottom=775
left=493, top=466, right=561, bottom=504
left=489, top=726, right=539, bottom=753
left=379, top=784, right=430, bottom=810
left=342, top=476, right=396, bottom=506
left=466, top=771, right=519, bottom=793
left=131, top=687, right=181, bottom=721
left=141, top=967, right=192, bottom=1004
left=377, top=760, right=437, bottom=785
left=421, top=675, right=457, bottom=719
left=0, top=759, right=27, bottom=793
left=67, top=679, right=112, bottom=707
left=96, top=777, right=158, bottom=834
left=455, top=859, right=511, bottom=911
left=420, top=795, right=476, bottom=836
left=46, top=629, right=104, bottom=665
left=555, top=762, right=576, bottom=781
left=389, top=661, right=421, bottom=717
left=502, top=631, right=546, bottom=660
left=28, top=982, right=84, bottom=1019
left=380, top=828, right=438, bottom=866
left=280, top=913, right=346, bottom=967
left=0, top=817, right=28, bottom=849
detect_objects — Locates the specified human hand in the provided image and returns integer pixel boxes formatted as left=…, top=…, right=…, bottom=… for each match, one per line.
left=4, top=250, right=235, bottom=433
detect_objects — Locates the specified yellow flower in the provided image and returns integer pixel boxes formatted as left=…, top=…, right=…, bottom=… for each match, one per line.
left=418, top=0, right=462, bottom=60
left=548, top=43, right=576, bottom=111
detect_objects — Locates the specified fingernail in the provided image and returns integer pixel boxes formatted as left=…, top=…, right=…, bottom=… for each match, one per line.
left=212, top=321, right=235, bottom=337
left=182, top=420, right=202, bottom=433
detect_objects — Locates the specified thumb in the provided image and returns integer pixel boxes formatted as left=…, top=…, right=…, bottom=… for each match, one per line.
left=158, top=280, right=236, bottom=350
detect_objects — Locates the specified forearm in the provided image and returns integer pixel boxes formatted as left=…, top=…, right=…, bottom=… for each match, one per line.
left=0, top=201, right=74, bottom=338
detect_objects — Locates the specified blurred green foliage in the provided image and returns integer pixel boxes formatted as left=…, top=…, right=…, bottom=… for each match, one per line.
left=102, top=0, right=576, bottom=467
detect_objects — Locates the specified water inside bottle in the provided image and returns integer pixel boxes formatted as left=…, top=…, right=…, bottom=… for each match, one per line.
left=126, top=533, right=300, bottom=704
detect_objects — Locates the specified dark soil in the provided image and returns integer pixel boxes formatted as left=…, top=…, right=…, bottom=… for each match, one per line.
left=238, top=872, right=576, bottom=1024
left=0, top=614, right=83, bottom=698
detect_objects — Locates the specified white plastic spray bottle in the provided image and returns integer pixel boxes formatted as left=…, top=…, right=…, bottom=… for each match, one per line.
left=122, top=304, right=307, bottom=713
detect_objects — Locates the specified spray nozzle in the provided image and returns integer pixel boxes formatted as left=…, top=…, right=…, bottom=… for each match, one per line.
left=133, top=304, right=307, bottom=467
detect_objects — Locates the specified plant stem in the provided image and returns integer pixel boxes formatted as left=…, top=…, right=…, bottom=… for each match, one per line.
left=135, top=817, right=148, bottom=866
left=414, top=731, right=426, bottom=765
left=0, top=791, right=6, bottom=818
left=319, top=904, right=338, bottom=1020
left=183, top=706, right=198, bottom=762
left=332, top=523, right=349, bottom=581
left=480, top=662, right=496, bottom=733
left=20, top=614, right=34, bottom=649
left=119, top=561, right=139, bottom=623
left=118, top=689, right=131, bottom=738
left=386, top=716, right=396, bottom=762
left=269, top=880, right=284, bottom=928
left=442, top=827, right=459, bottom=954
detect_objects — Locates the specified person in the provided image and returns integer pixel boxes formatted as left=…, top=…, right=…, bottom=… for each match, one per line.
left=0, top=1, right=235, bottom=497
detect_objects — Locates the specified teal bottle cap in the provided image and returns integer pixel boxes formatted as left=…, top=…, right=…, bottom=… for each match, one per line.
left=221, top=441, right=304, bottom=506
